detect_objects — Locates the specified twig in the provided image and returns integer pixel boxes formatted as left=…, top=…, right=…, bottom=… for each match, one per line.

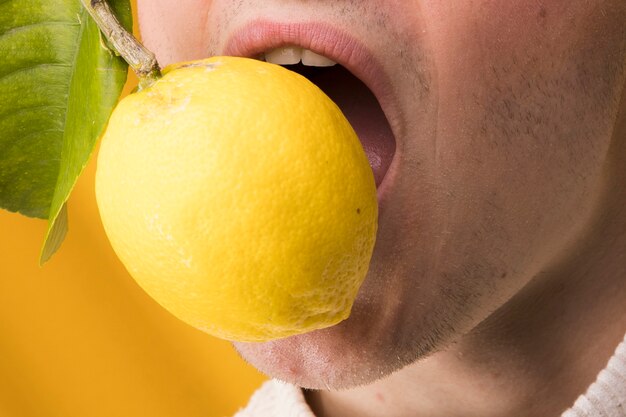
left=80, top=0, right=161, bottom=89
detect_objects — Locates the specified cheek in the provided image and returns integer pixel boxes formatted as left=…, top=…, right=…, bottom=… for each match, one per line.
left=137, top=0, right=212, bottom=66
left=363, top=1, right=626, bottom=336
left=420, top=0, right=618, bottom=273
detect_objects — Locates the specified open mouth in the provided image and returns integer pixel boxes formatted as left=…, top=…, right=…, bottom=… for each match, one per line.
left=224, top=23, right=398, bottom=192
left=257, top=47, right=396, bottom=188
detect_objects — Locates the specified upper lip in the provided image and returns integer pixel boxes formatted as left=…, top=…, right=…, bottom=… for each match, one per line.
left=222, top=20, right=402, bottom=153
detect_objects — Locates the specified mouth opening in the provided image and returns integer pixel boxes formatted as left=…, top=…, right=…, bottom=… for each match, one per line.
left=275, top=62, right=396, bottom=188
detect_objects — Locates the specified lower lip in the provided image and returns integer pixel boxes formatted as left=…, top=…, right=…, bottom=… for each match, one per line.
left=223, top=21, right=400, bottom=205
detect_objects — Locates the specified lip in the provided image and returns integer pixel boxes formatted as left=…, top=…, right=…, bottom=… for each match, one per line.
left=222, top=20, right=401, bottom=206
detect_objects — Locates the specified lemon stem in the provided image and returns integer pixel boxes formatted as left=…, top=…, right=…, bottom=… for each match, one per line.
left=80, top=0, right=161, bottom=89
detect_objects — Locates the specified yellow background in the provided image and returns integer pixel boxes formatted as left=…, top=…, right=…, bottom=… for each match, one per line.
left=0, top=3, right=267, bottom=416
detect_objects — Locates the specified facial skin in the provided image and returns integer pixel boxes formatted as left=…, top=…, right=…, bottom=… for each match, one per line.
left=137, top=1, right=626, bottom=415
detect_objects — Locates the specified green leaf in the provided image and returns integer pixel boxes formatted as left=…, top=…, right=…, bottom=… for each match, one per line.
left=0, top=0, right=132, bottom=263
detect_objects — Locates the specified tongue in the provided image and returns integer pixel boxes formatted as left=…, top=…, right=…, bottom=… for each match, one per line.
left=306, top=66, right=396, bottom=187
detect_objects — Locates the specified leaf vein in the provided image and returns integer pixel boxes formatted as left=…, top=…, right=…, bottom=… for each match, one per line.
left=0, top=21, right=81, bottom=38
left=0, top=104, right=68, bottom=120
left=0, top=63, right=72, bottom=84
left=0, top=128, right=64, bottom=156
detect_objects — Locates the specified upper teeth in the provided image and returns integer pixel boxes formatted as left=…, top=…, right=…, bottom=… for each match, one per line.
left=263, top=47, right=337, bottom=67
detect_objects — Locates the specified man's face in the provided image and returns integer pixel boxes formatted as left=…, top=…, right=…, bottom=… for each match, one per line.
left=137, top=0, right=625, bottom=389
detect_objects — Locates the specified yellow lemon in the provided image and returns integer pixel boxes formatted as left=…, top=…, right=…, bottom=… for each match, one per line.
left=95, top=56, right=377, bottom=342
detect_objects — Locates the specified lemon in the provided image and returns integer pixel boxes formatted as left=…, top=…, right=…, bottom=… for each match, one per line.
left=95, top=56, right=377, bottom=342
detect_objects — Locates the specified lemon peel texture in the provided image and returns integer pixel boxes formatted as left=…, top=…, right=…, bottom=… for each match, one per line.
left=96, top=56, right=378, bottom=342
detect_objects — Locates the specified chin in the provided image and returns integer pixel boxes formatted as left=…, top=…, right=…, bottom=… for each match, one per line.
left=233, top=291, right=451, bottom=390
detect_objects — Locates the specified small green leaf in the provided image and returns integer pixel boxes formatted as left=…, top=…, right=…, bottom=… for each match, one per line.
left=40, top=202, right=68, bottom=262
left=0, top=0, right=132, bottom=263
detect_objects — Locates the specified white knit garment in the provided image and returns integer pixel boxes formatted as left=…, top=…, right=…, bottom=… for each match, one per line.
left=562, top=334, right=626, bottom=417
left=235, top=334, right=626, bottom=417
left=233, top=380, right=314, bottom=417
